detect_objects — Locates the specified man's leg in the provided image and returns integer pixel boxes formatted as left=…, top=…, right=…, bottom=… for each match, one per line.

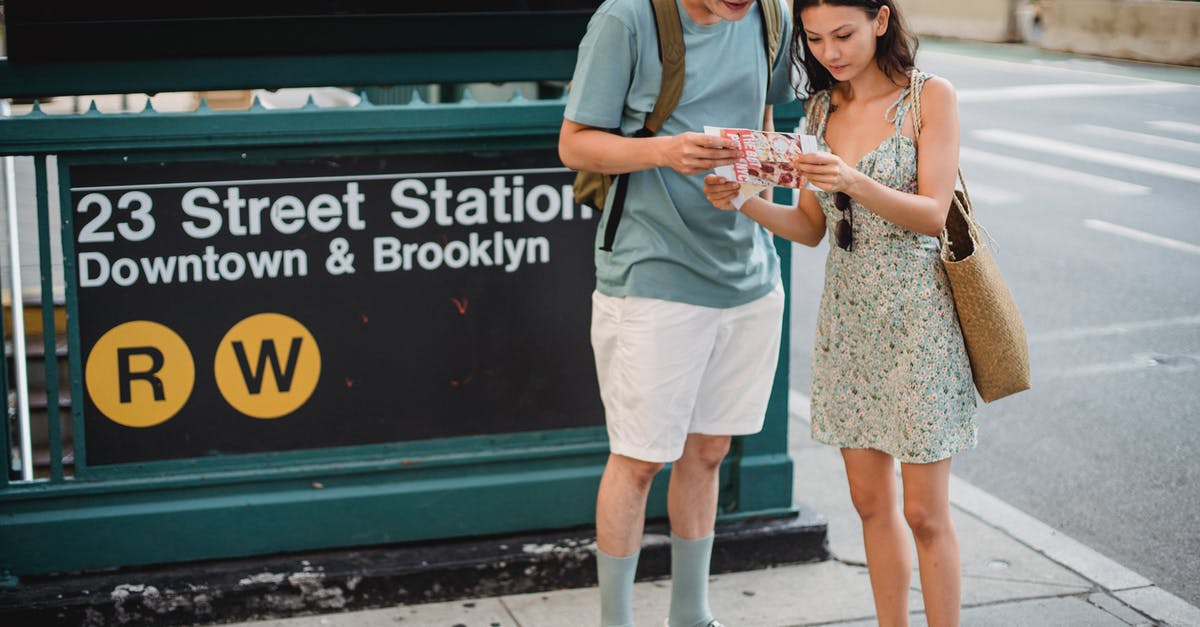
left=664, top=282, right=784, bottom=627
left=590, top=289, right=730, bottom=626
left=666, top=434, right=731, bottom=627
left=596, top=452, right=665, bottom=627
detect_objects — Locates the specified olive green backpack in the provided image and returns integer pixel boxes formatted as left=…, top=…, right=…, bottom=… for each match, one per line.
left=573, top=0, right=784, bottom=251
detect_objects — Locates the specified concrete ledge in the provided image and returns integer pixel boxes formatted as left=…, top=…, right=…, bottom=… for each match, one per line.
left=1040, top=0, right=1200, bottom=66
left=0, top=507, right=827, bottom=626
left=898, top=0, right=1017, bottom=43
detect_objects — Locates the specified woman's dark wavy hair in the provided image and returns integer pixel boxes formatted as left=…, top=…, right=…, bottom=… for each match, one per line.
left=790, top=0, right=918, bottom=97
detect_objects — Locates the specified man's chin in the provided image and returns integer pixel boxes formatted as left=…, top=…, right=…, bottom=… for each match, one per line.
left=719, top=1, right=755, bottom=21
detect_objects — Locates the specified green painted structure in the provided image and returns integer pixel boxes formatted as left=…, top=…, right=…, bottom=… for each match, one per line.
left=0, top=18, right=805, bottom=584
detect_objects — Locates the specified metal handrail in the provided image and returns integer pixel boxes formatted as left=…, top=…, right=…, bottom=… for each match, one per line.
left=1, top=99, right=34, bottom=481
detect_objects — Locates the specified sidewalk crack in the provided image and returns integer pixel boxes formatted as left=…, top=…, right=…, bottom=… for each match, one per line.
left=498, top=596, right=523, bottom=626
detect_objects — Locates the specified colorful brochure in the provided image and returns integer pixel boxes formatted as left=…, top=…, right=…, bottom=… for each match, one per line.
left=704, top=126, right=820, bottom=209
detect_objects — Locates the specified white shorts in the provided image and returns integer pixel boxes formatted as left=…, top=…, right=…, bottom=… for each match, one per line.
left=590, top=283, right=785, bottom=463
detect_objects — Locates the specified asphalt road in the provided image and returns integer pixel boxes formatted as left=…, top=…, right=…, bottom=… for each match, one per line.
left=788, top=41, right=1200, bottom=607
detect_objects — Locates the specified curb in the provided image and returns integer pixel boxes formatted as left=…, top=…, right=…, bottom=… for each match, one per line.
left=0, top=508, right=827, bottom=626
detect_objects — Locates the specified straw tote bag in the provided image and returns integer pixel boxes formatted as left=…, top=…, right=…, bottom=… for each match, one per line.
left=909, top=70, right=1031, bottom=402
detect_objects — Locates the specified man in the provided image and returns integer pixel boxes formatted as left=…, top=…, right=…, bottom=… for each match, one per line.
left=558, top=1, right=795, bottom=626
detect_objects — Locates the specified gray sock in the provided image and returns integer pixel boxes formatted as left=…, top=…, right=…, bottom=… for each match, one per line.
left=597, top=548, right=639, bottom=627
left=668, top=532, right=715, bottom=627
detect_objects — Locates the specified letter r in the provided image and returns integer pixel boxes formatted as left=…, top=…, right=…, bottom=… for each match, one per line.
left=117, top=346, right=166, bottom=403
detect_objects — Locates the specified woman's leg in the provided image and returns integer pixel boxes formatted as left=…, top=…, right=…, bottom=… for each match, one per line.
left=842, top=448, right=912, bottom=627
left=900, top=458, right=960, bottom=627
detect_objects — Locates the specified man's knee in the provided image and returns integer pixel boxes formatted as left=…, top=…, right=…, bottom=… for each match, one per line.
left=678, top=435, right=732, bottom=471
left=607, top=454, right=665, bottom=491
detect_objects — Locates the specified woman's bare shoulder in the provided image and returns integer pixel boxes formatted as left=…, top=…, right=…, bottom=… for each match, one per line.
left=918, top=74, right=957, bottom=107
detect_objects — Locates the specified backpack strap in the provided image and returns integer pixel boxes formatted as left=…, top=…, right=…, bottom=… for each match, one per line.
left=646, top=0, right=686, bottom=134
left=758, top=0, right=783, bottom=94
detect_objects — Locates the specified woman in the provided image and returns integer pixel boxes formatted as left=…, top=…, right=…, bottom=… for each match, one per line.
left=704, top=1, right=975, bottom=625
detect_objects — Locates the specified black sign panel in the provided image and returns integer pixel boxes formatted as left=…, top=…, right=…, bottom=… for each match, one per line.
left=6, top=1, right=601, bottom=62
left=69, top=149, right=603, bottom=465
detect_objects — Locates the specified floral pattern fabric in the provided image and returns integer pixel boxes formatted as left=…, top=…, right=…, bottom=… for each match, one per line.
left=807, top=74, right=977, bottom=464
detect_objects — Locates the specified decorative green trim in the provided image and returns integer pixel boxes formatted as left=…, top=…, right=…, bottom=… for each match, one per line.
left=58, top=164, right=88, bottom=474
left=0, top=454, right=610, bottom=575
left=0, top=97, right=569, bottom=156
left=12, top=426, right=611, bottom=494
left=35, top=156, right=65, bottom=482
left=0, top=50, right=579, bottom=100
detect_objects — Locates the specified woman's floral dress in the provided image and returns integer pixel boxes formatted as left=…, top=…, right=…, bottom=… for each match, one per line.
left=807, top=73, right=978, bottom=464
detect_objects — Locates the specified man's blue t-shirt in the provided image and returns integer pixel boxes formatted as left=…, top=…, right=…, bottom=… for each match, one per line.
left=565, top=0, right=795, bottom=308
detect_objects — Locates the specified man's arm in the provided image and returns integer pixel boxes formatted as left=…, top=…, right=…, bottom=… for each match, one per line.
left=559, top=118, right=743, bottom=177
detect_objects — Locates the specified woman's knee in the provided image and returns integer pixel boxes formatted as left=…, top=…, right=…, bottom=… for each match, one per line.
left=903, top=501, right=951, bottom=543
left=848, top=483, right=897, bottom=523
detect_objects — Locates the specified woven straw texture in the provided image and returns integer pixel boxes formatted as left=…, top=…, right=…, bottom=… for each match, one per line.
left=941, top=194, right=1031, bottom=402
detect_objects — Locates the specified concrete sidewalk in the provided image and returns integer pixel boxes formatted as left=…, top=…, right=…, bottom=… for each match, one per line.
left=220, top=395, right=1200, bottom=627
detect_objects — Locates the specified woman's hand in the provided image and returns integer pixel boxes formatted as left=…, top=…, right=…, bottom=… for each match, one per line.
left=793, top=151, right=860, bottom=194
left=703, top=174, right=742, bottom=211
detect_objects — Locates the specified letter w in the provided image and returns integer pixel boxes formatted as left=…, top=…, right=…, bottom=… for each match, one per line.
left=232, top=338, right=303, bottom=393
left=246, top=250, right=283, bottom=278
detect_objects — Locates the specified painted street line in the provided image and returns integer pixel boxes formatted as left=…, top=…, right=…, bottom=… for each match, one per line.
left=1028, top=313, right=1200, bottom=343
left=1149, top=120, right=1200, bottom=136
left=956, top=82, right=1194, bottom=103
left=974, top=129, right=1200, bottom=184
left=1074, top=124, right=1200, bottom=154
left=1048, top=353, right=1200, bottom=379
left=1084, top=219, right=1200, bottom=255
left=954, top=181, right=1022, bottom=205
left=959, top=147, right=1150, bottom=196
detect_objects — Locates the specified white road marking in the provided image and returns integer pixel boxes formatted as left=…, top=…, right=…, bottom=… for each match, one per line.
left=1074, top=124, right=1200, bottom=154
left=959, top=147, right=1151, bottom=195
left=1050, top=353, right=1200, bottom=379
left=957, top=82, right=1194, bottom=103
left=1084, top=219, right=1200, bottom=255
left=974, top=129, right=1200, bottom=184
left=1149, top=120, right=1200, bottom=136
left=1028, top=314, right=1200, bottom=343
left=956, top=181, right=1022, bottom=205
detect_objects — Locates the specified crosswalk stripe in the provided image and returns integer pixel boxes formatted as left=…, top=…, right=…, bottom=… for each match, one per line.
left=1149, top=120, right=1200, bottom=136
left=974, top=129, right=1200, bottom=184
left=1028, top=314, right=1200, bottom=343
left=956, top=82, right=1194, bottom=103
left=959, top=147, right=1150, bottom=195
left=1074, top=124, right=1200, bottom=154
left=959, top=182, right=1022, bottom=205
left=1051, top=353, right=1200, bottom=379
left=1084, top=219, right=1200, bottom=255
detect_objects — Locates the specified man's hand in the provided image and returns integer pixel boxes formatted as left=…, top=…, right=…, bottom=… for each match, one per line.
left=660, top=132, right=742, bottom=176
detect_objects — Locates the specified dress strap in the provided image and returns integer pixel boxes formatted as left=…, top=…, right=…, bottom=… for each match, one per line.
left=886, top=70, right=931, bottom=133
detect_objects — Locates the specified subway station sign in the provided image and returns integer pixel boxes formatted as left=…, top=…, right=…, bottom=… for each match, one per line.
left=69, top=149, right=604, bottom=465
